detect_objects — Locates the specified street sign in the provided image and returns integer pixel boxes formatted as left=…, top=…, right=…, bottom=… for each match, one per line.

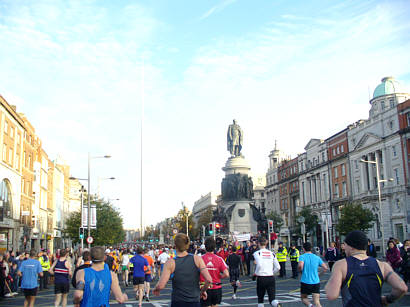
left=86, top=236, right=94, bottom=244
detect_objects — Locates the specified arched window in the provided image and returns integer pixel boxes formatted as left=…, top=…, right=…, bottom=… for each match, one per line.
left=0, top=179, right=13, bottom=221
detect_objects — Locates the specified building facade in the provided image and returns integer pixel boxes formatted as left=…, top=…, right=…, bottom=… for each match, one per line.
left=192, top=192, right=218, bottom=223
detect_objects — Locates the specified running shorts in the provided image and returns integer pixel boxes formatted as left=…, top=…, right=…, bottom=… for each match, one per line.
left=23, top=287, right=38, bottom=297
left=122, top=265, right=128, bottom=271
left=300, top=282, right=320, bottom=295
left=229, top=267, right=240, bottom=283
left=145, top=274, right=152, bottom=282
left=133, top=276, right=145, bottom=285
left=200, top=288, right=222, bottom=306
left=55, top=283, right=70, bottom=294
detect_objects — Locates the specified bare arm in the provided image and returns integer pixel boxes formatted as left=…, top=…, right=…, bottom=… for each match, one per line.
left=195, top=255, right=212, bottom=294
left=153, top=259, right=174, bottom=294
left=73, top=269, right=85, bottom=305
left=321, top=262, right=328, bottom=273
left=49, top=260, right=57, bottom=274
left=380, top=261, right=408, bottom=305
left=298, top=261, right=304, bottom=272
left=110, top=271, right=128, bottom=303
left=325, top=260, right=345, bottom=300
left=66, top=260, right=73, bottom=278
left=220, top=268, right=229, bottom=279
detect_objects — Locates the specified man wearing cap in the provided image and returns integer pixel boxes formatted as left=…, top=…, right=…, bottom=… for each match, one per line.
left=104, top=249, right=114, bottom=271
left=326, top=230, right=408, bottom=306
left=289, top=243, right=300, bottom=279
left=276, top=242, right=287, bottom=278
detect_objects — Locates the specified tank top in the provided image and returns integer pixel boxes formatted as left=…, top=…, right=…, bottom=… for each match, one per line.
left=54, top=259, right=69, bottom=284
left=341, top=256, right=383, bottom=307
left=81, top=264, right=112, bottom=307
left=171, top=254, right=200, bottom=303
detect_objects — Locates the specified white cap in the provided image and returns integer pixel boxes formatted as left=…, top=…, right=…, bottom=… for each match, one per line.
left=200, top=244, right=205, bottom=249
left=105, top=249, right=111, bottom=254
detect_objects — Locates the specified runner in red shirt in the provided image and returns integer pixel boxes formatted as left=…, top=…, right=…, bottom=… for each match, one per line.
left=200, top=238, right=229, bottom=307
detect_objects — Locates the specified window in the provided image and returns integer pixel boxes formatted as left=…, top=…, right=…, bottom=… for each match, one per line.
left=394, top=168, right=400, bottom=184
left=352, top=138, right=356, bottom=147
left=334, top=184, right=339, bottom=198
left=332, top=148, right=336, bottom=156
left=15, top=153, right=19, bottom=169
left=407, top=113, right=410, bottom=127
left=381, top=101, right=385, bottom=110
left=392, top=145, right=397, bottom=157
left=334, top=166, right=338, bottom=178
left=2, top=145, right=6, bottom=161
left=389, top=121, right=394, bottom=129
left=302, top=182, right=305, bottom=204
left=4, top=121, right=8, bottom=134
left=17, top=133, right=21, bottom=145
left=322, top=152, right=325, bottom=162
left=8, top=148, right=12, bottom=164
left=336, top=146, right=340, bottom=154
left=10, top=128, right=14, bottom=138
left=342, top=182, right=347, bottom=197
left=23, top=151, right=26, bottom=168
left=341, top=164, right=346, bottom=176
left=355, top=160, right=358, bottom=170
left=341, top=144, right=344, bottom=153
left=356, top=179, right=360, bottom=194
left=390, top=99, right=395, bottom=108
left=28, top=155, right=31, bottom=168
left=261, top=192, right=264, bottom=197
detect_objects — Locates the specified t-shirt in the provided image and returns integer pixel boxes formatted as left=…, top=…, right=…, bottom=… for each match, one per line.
left=200, top=253, right=228, bottom=289
left=158, top=252, right=170, bottom=264
left=226, top=253, right=241, bottom=269
left=130, top=254, right=149, bottom=277
left=122, top=254, right=130, bottom=266
left=299, top=252, right=323, bottom=284
left=253, top=248, right=280, bottom=276
left=19, top=258, right=43, bottom=289
left=143, top=255, right=154, bottom=275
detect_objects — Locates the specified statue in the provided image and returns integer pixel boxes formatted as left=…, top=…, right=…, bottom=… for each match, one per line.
left=227, top=119, right=243, bottom=157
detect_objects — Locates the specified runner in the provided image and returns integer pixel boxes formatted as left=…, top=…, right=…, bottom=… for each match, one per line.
left=253, top=236, right=281, bottom=307
left=50, top=249, right=72, bottom=307
left=18, top=249, right=43, bottom=307
left=158, top=248, right=170, bottom=277
left=226, top=245, right=242, bottom=299
left=121, top=249, right=130, bottom=286
left=200, top=237, right=229, bottom=307
left=325, top=230, right=408, bottom=306
left=298, top=242, right=328, bottom=307
left=143, top=248, right=155, bottom=302
left=153, top=233, right=212, bottom=307
left=73, top=246, right=128, bottom=307
left=72, top=250, right=91, bottom=288
left=129, top=246, right=149, bottom=307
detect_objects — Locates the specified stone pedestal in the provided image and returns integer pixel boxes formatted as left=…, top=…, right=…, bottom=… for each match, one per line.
left=226, top=201, right=258, bottom=233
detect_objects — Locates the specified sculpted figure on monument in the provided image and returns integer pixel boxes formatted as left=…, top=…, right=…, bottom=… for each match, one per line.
left=227, top=119, right=243, bottom=157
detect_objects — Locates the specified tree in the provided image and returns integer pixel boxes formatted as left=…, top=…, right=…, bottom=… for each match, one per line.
left=265, top=211, right=284, bottom=232
left=195, top=207, right=214, bottom=235
left=295, top=207, right=319, bottom=237
left=65, top=199, right=125, bottom=246
left=336, top=202, right=376, bottom=235
left=173, top=206, right=197, bottom=239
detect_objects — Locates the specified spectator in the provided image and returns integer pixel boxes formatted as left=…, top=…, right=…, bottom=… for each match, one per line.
left=104, top=249, right=114, bottom=271
left=366, top=239, right=377, bottom=258
left=39, top=250, right=50, bottom=290
left=0, top=254, right=6, bottom=300
left=400, top=240, right=410, bottom=284
left=325, top=242, right=339, bottom=271
left=386, top=240, right=402, bottom=272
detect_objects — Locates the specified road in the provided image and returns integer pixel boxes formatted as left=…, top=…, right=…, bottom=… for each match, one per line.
left=1, top=272, right=410, bottom=306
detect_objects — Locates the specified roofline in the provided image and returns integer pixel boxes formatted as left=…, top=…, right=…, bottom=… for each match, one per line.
left=0, top=95, right=26, bottom=128
left=325, top=128, right=348, bottom=142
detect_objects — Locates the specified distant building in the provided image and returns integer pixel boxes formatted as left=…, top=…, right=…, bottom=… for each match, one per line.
left=252, top=174, right=266, bottom=213
left=192, top=192, right=218, bottom=223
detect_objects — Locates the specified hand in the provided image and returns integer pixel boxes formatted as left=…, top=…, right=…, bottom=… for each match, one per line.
left=200, top=291, right=207, bottom=300
left=381, top=296, right=388, bottom=306
left=118, top=293, right=128, bottom=304
left=153, top=286, right=161, bottom=296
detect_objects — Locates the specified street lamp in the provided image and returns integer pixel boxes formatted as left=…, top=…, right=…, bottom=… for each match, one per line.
left=360, top=157, right=393, bottom=257
left=97, top=177, right=116, bottom=197
left=309, top=173, right=331, bottom=249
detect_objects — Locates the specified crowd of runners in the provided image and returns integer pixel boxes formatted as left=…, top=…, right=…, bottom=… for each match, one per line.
left=0, top=230, right=409, bottom=306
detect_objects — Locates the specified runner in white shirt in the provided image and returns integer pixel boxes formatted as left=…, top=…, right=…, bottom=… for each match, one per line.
left=253, top=237, right=281, bottom=307
left=158, top=249, right=170, bottom=278
left=121, top=250, right=130, bottom=286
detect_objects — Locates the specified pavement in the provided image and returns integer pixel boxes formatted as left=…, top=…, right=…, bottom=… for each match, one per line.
left=2, top=271, right=410, bottom=307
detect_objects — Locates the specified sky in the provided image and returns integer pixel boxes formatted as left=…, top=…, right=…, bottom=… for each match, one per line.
left=0, top=0, right=409, bottom=229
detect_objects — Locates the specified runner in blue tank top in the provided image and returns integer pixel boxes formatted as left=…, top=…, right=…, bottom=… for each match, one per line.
left=73, top=246, right=128, bottom=307
left=325, top=230, right=408, bottom=306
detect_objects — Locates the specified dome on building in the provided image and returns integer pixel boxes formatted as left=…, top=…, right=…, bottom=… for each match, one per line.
left=373, top=76, right=406, bottom=99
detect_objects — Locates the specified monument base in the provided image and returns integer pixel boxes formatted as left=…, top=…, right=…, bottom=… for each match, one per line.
left=225, top=201, right=258, bottom=234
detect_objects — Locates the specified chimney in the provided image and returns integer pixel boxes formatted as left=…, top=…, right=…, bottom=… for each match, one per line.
left=11, top=105, right=17, bottom=112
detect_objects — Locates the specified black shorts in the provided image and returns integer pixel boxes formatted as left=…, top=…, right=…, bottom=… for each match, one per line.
left=256, top=276, right=276, bottom=304
left=229, top=267, right=240, bottom=283
left=23, top=288, right=38, bottom=297
left=55, top=283, right=70, bottom=294
left=133, top=276, right=145, bottom=285
left=200, top=288, right=222, bottom=306
left=300, top=282, right=320, bottom=295
left=145, top=274, right=152, bottom=282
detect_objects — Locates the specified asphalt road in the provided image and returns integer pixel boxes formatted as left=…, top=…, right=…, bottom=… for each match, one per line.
left=1, top=272, right=410, bottom=307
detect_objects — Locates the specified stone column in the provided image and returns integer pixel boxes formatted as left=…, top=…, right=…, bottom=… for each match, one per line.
left=381, top=149, right=388, bottom=183
left=368, top=153, right=375, bottom=190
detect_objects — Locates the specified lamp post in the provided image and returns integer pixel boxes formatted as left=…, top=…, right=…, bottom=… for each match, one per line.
left=310, top=173, right=331, bottom=249
left=360, top=156, right=393, bottom=257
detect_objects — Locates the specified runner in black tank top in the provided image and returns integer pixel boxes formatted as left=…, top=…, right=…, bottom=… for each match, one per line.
left=325, top=230, right=408, bottom=306
left=153, top=233, right=213, bottom=307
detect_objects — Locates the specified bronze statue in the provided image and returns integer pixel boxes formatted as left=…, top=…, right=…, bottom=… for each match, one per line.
left=227, top=119, right=243, bottom=157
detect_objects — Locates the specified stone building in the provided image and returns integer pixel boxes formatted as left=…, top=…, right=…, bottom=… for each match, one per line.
left=192, top=191, right=217, bottom=224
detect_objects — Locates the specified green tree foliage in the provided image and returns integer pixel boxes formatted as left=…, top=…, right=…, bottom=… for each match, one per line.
left=295, top=207, right=319, bottom=237
left=265, top=211, right=284, bottom=232
left=65, top=199, right=125, bottom=246
left=195, top=207, right=214, bottom=234
left=174, top=206, right=197, bottom=239
left=336, top=202, right=376, bottom=235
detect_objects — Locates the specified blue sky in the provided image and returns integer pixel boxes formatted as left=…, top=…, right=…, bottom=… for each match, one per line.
left=0, top=0, right=409, bottom=229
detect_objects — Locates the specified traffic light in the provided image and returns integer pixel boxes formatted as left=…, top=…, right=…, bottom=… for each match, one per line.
left=215, top=223, right=221, bottom=234
left=268, top=220, right=274, bottom=233
left=209, top=222, right=214, bottom=235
